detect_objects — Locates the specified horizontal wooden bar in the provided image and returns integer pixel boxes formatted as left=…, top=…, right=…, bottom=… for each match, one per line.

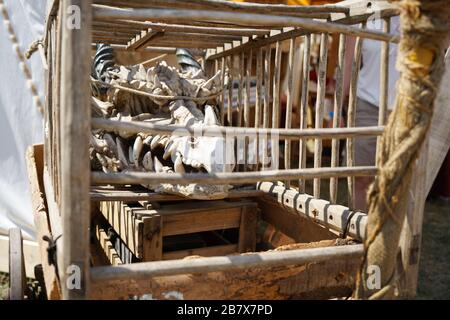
left=93, top=0, right=348, bottom=16
left=90, top=187, right=263, bottom=201
left=257, top=182, right=367, bottom=240
left=91, top=167, right=378, bottom=186
left=90, top=243, right=363, bottom=282
left=93, top=7, right=400, bottom=44
left=92, top=118, right=384, bottom=140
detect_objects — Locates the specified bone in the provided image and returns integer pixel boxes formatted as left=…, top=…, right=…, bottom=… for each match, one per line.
left=150, top=134, right=161, bottom=150
left=116, top=137, right=130, bottom=168
left=154, top=156, right=164, bottom=173
left=204, top=104, right=219, bottom=126
left=163, top=140, right=178, bottom=160
left=142, top=151, right=154, bottom=171
left=174, top=152, right=185, bottom=174
left=143, top=135, right=153, bottom=146
left=133, top=135, right=144, bottom=168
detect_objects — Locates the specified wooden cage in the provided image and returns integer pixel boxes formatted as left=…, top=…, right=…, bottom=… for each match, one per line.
left=27, top=0, right=427, bottom=300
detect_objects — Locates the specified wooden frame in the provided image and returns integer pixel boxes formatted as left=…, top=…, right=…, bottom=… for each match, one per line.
left=35, top=0, right=430, bottom=300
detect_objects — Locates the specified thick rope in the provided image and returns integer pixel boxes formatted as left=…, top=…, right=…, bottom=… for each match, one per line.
left=0, top=0, right=44, bottom=114
left=355, top=0, right=450, bottom=299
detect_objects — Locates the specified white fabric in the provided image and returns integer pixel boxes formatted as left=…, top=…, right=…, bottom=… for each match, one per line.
left=0, top=0, right=47, bottom=240
left=357, top=16, right=401, bottom=109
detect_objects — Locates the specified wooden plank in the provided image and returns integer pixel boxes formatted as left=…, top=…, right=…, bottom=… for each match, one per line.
left=90, top=244, right=363, bottom=299
left=162, top=207, right=242, bottom=236
left=425, top=51, right=450, bottom=194
left=163, top=244, right=237, bottom=261
left=59, top=0, right=92, bottom=299
left=127, top=29, right=161, bottom=50
left=238, top=206, right=258, bottom=253
left=8, top=228, right=24, bottom=300
left=256, top=197, right=336, bottom=243
left=25, top=145, right=61, bottom=299
left=142, top=215, right=163, bottom=261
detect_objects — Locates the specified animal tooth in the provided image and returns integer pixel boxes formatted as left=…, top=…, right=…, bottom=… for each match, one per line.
left=143, top=135, right=153, bottom=146
left=128, top=146, right=134, bottom=164
left=142, top=151, right=153, bottom=171
left=133, top=135, right=143, bottom=168
left=116, top=137, right=129, bottom=168
left=150, top=135, right=161, bottom=150
left=158, top=135, right=169, bottom=147
left=163, top=140, right=178, bottom=160
left=174, top=153, right=185, bottom=173
left=154, top=156, right=164, bottom=172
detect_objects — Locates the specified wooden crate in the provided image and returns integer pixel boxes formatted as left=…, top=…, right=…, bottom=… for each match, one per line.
left=97, top=199, right=259, bottom=261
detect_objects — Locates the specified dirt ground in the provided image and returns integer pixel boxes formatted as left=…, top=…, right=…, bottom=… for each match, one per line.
left=0, top=198, right=448, bottom=300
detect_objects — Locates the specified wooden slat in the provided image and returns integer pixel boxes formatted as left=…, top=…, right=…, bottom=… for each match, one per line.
left=313, top=33, right=329, bottom=199
left=238, top=206, right=258, bottom=253
left=284, top=37, right=295, bottom=187
left=142, top=215, right=163, bottom=261
left=8, top=228, right=24, bottom=300
left=330, top=33, right=347, bottom=204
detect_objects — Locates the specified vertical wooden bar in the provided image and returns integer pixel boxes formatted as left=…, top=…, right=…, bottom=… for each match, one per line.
left=60, top=0, right=92, bottom=299
left=330, top=33, right=347, bottom=204
left=142, top=215, right=163, bottom=262
left=299, top=34, right=311, bottom=192
left=272, top=41, right=282, bottom=171
left=244, top=49, right=252, bottom=171
left=313, top=33, right=329, bottom=199
left=346, top=24, right=365, bottom=209
left=226, top=55, right=233, bottom=126
left=255, top=47, right=263, bottom=170
left=262, top=45, right=271, bottom=169
left=238, top=206, right=258, bottom=253
left=237, top=52, right=244, bottom=127
left=377, top=18, right=390, bottom=163
left=284, top=37, right=295, bottom=187
left=220, top=54, right=226, bottom=125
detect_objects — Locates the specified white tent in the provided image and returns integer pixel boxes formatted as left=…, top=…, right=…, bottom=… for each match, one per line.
left=0, top=0, right=47, bottom=240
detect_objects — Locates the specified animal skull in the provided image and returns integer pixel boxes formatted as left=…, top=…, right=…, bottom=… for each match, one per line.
left=90, top=59, right=236, bottom=199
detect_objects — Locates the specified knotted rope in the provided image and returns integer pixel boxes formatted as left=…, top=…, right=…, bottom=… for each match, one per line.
left=0, top=0, right=44, bottom=114
left=355, top=0, right=450, bottom=299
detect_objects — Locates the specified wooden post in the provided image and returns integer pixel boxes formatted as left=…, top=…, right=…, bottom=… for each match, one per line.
left=60, top=0, right=92, bottom=299
left=238, top=205, right=258, bottom=253
left=142, top=215, right=163, bottom=261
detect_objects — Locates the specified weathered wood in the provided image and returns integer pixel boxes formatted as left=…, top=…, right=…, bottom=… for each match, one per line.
left=93, top=7, right=399, bottom=44
left=425, top=51, right=450, bottom=194
left=59, top=0, right=92, bottom=299
left=92, top=117, right=384, bottom=141
left=91, top=244, right=363, bottom=282
left=377, top=18, right=391, bottom=160
left=8, top=228, right=25, bottom=300
left=330, top=33, right=346, bottom=204
left=257, top=182, right=367, bottom=241
left=92, top=166, right=378, bottom=186
left=299, top=34, right=311, bottom=192
left=346, top=24, right=364, bottom=209
left=256, top=197, right=336, bottom=243
left=284, top=37, right=295, bottom=187
left=26, top=145, right=61, bottom=300
left=238, top=206, right=258, bottom=253
left=142, top=215, right=163, bottom=261
left=313, top=33, right=329, bottom=199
